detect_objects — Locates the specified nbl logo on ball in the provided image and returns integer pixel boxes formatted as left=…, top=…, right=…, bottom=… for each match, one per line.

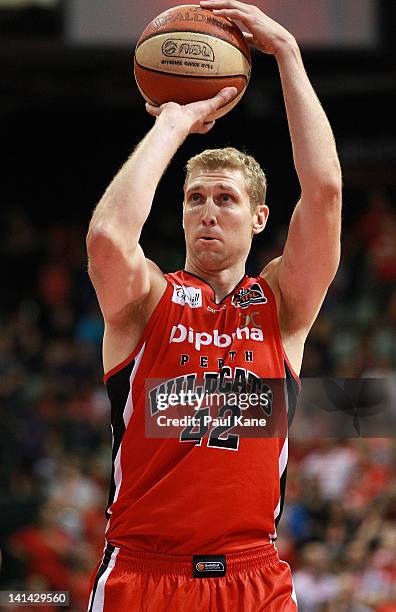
left=162, top=39, right=215, bottom=62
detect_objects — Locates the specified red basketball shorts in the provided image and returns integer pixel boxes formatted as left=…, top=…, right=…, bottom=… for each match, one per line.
left=87, top=542, right=298, bottom=611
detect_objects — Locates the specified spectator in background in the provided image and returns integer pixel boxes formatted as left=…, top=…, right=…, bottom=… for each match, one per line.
left=293, top=542, right=342, bottom=610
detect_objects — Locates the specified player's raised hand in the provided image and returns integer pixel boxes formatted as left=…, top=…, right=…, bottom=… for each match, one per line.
left=200, top=0, right=294, bottom=56
left=145, top=87, right=237, bottom=135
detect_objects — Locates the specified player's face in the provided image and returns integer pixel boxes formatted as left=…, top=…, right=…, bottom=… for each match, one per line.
left=183, top=167, right=266, bottom=270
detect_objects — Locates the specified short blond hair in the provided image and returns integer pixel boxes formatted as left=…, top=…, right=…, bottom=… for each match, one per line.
left=184, top=147, right=267, bottom=212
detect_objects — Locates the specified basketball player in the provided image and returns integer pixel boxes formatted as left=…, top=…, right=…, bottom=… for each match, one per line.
left=86, top=1, right=342, bottom=610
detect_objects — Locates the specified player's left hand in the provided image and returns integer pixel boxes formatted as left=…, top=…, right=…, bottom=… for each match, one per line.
left=145, top=87, right=237, bottom=134
left=200, top=0, right=295, bottom=56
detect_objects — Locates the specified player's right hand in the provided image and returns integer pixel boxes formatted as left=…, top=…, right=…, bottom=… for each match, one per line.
left=145, top=87, right=237, bottom=134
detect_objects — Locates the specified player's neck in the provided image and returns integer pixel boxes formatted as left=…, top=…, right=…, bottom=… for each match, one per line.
left=184, top=259, right=246, bottom=303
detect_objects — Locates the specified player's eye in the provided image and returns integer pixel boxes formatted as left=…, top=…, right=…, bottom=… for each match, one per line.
left=220, top=193, right=233, bottom=202
left=190, top=193, right=202, bottom=202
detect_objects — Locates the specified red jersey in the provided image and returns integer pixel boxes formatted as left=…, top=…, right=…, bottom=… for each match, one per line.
left=102, top=270, right=299, bottom=554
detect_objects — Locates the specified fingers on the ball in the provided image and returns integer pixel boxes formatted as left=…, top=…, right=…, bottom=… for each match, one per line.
left=218, top=86, right=237, bottom=100
left=242, top=32, right=255, bottom=46
left=201, top=0, right=248, bottom=11
left=203, top=87, right=234, bottom=112
left=212, top=8, right=247, bottom=20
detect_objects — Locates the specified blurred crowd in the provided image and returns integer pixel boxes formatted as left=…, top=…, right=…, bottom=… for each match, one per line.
left=0, top=185, right=395, bottom=611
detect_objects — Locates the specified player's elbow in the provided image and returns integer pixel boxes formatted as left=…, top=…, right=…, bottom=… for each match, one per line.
left=305, top=178, right=342, bottom=212
left=86, top=218, right=116, bottom=248
left=86, top=228, right=124, bottom=280
left=319, top=163, right=342, bottom=202
left=323, top=176, right=342, bottom=203
left=86, top=227, right=109, bottom=271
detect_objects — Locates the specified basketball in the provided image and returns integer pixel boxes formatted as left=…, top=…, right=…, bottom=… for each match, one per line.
left=134, top=4, right=251, bottom=120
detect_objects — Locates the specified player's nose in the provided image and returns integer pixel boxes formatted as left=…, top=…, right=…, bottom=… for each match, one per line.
left=201, top=199, right=217, bottom=226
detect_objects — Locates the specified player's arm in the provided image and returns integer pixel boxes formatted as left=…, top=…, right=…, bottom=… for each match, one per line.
left=267, top=38, right=342, bottom=334
left=86, top=87, right=237, bottom=324
left=201, top=1, right=342, bottom=336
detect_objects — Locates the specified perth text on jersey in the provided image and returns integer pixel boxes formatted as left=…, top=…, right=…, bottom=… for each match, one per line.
left=169, top=324, right=264, bottom=351
left=172, top=284, right=202, bottom=308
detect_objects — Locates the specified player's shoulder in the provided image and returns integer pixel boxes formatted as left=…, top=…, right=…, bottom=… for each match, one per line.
left=164, top=269, right=183, bottom=284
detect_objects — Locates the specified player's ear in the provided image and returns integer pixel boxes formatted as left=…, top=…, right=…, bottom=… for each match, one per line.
left=252, top=204, right=269, bottom=235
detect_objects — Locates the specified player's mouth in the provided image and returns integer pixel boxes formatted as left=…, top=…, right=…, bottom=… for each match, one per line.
left=197, top=235, right=220, bottom=241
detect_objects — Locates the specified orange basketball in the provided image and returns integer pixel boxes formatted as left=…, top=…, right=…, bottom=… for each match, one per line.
left=134, top=4, right=251, bottom=120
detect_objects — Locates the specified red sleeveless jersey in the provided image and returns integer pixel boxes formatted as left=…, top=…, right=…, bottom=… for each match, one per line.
left=103, top=270, right=299, bottom=554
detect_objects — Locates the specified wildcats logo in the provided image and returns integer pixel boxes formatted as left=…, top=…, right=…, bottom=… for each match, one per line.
left=172, top=284, right=202, bottom=308
left=231, top=283, right=267, bottom=309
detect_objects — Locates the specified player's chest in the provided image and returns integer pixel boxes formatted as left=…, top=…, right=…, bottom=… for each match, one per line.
left=151, top=290, right=279, bottom=376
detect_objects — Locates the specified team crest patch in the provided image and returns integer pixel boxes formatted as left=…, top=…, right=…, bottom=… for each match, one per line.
left=172, top=284, right=202, bottom=309
left=231, top=283, right=267, bottom=309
